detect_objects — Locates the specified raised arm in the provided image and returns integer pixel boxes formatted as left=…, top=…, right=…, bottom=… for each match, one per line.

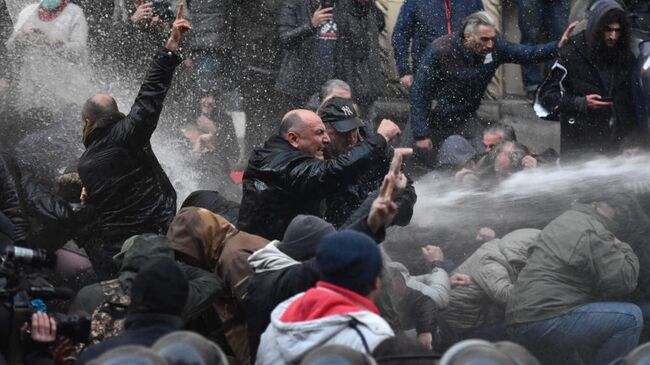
left=498, top=21, right=576, bottom=65
left=119, top=3, right=190, bottom=146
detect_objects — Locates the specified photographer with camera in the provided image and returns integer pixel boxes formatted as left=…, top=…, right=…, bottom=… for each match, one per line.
left=110, top=0, right=179, bottom=84
left=0, top=244, right=91, bottom=365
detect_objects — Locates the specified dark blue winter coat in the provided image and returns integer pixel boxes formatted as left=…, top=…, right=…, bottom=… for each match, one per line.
left=391, top=0, right=483, bottom=77
left=410, top=33, right=558, bottom=140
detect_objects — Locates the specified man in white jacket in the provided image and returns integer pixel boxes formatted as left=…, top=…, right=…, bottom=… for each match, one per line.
left=256, top=230, right=394, bottom=365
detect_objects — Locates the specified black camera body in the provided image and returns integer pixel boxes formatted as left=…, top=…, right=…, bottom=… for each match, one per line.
left=151, top=0, right=175, bottom=22
left=321, top=0, right=335, bottom=8
left=1, top=246, right=90, bottom=364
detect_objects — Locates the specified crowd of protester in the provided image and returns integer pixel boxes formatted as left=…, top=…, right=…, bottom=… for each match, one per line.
left=0, top=0, right=650, bottom=364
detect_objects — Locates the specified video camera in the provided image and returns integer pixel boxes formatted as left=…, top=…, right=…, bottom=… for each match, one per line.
left=0, top=245, right=90, bottom=365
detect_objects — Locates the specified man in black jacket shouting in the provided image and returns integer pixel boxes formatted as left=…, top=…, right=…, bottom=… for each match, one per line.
left=238, top=109, right=401, bottom=240
left=77, top=4, right=191, bottom=279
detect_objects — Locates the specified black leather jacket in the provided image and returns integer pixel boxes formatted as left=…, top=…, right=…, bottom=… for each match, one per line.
left=238, top=133, right=388, bottom=240
left=78, top=49, right=180, bottom=241
left=0, top=155, right=28, bottom=244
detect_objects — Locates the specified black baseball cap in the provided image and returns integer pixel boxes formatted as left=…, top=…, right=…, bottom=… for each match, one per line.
left=318, top=97, right=364, bottom=133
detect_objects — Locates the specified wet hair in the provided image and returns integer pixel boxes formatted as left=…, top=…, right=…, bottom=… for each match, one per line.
left=54, top=172, right=82, bottom=203
left=462, top=11, right=496, bottom=35
left=484, top=122, right=517, bottom=142
left=279, top=112, right=304, bottom=138
left=320, top=79, right=352, bottom=100
left=493, top=141, right=529, bottom=170
left=81, top=96, right=119, bottom=123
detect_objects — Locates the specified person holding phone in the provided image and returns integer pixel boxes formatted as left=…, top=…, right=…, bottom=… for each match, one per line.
left=535, top=0, right=640, bottom=158
left=275, top=0, right=384, bottom=113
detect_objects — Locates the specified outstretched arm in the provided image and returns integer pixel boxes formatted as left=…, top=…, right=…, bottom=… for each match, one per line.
left=119, top=3, right=191, bottom=146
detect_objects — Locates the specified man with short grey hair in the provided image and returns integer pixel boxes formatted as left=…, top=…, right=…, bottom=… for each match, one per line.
left=320, top=79, right=352, bottom=101
left=409, top=11, right=576, bottom=154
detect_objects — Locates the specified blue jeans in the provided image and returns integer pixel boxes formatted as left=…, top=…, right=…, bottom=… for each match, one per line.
left=517, top=0, right=569, bottom=90
left=507, top=302, right=642, bottom=365
left=463, top=322, right=509, bottom=342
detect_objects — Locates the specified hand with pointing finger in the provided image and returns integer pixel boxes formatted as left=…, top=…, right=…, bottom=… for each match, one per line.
left=165, top=2, right=191, bottom=52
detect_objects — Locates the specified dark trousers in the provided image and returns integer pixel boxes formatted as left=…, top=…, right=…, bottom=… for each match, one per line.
left=507, top=302, right=642, bottom=365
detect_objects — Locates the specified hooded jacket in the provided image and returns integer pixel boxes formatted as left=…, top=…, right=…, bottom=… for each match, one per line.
left=166, top=207, right=269, bottom=365
left=535, top=0, right=638, bottom=155
left=506, top=204, right=639, bottom=325
left=445, top=229, right=540, bottom=334
left=256, top=281, right=394, bottom=365
left=77, top=49, right=179, bottom=242
left=69, top=234, right=222, bottom=321
left=238, top=133, right=388, bottom=240
left=245, top=216, right=381, bottom=360
left=246, top=241, right=320, bottom=358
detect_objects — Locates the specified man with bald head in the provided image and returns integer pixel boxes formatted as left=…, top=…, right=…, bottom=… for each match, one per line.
left=238, top=108, right=400, bottom=240
left=76, top=6, right=190, bottom=279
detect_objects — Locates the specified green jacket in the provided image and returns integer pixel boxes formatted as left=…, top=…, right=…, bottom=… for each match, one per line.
left=505, top=204, right=639, bottom=325
left=69, top=234, right=223, bottom=321
left=446, top=229, right=540, bottom=333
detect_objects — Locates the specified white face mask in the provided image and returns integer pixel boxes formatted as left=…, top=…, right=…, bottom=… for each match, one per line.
left=40, top=0, right=62, bottom=10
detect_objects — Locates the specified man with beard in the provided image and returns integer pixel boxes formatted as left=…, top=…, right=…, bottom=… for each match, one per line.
left=410, top=11, right=575, bottom=152
left=535, top=0, right=639, bottom=157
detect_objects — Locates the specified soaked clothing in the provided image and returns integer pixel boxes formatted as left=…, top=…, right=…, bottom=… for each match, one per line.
left=238, top=134, right=388, bottom=240
left=446, top=229, right=540, bottom=334
left=410, top=32, right=557, bottom=142
left=506, top=204, right=639, bottom=325
left=167, top=207, right=269, bottom=365
left=78, top=49, right=180, bottom=243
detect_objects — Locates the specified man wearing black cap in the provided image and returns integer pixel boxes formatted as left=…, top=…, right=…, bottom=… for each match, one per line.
left=238, top=108, right=401, bottom=240
left=318, top=97, right=416, bottom=228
